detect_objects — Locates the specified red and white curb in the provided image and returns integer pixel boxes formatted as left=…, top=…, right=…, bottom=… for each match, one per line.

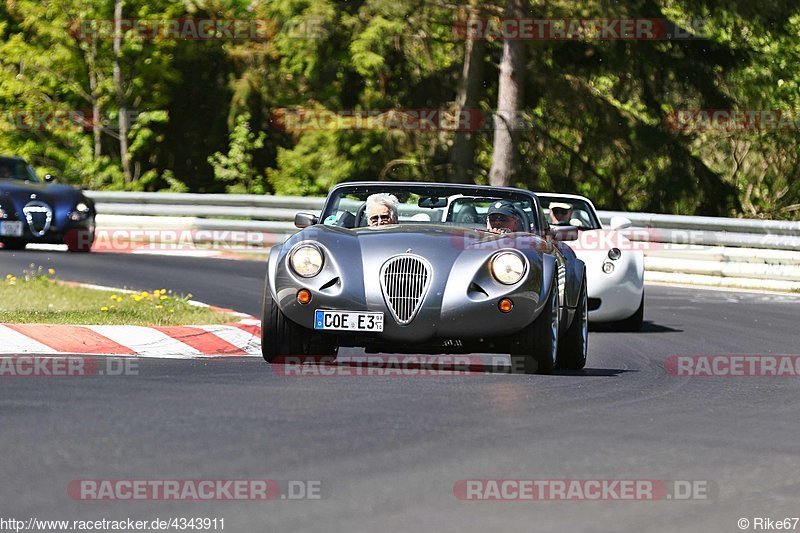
left=0, top=320, right=261, bottom=358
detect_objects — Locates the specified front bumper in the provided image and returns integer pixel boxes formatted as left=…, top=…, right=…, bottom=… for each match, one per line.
left=273, top=259, right=549, bottom=344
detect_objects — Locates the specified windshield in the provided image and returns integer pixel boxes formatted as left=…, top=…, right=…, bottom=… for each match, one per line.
left=0, top=159, right=40, bottom=183
left=321, top=184, right=540, bottom=232
left=537, top=195, right=602, bottom=230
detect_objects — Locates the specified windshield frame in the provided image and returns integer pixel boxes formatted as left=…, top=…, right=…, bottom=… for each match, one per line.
left=320, top=182, right=543, bottom=232
left=536, top=193, right=602, bottom=230
left=0, top=158, right=41, bottom=183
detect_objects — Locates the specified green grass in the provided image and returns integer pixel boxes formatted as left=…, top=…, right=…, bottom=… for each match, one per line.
left=0, top=268, right=236, bottom=326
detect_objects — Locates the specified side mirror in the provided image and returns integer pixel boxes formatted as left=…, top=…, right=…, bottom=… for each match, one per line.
left=44, top=174, right=56, bottom=183
left=550, top=224, right=579, bottom=242
left=609, top=216, right=632, bottom=230
left=294, top=213, right=319, bottom=229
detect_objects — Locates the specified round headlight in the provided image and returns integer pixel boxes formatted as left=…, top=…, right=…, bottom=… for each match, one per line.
left=602, top=261, right=615, bottom=274
left=608, top=247, right=622, bottom=260
left=490, top=252, right=526, bottom=285
left=75, top=202, right=90, bottom=213
left=290, top=244, right=324, bottom=278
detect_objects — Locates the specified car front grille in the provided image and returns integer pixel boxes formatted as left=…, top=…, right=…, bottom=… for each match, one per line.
left=23, top=202, right=53, bottom=237
left=380, top=254, right=431, bottom=325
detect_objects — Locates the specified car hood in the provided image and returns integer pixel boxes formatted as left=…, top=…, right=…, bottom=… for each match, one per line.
left=0, top=180, right=85, bottom=210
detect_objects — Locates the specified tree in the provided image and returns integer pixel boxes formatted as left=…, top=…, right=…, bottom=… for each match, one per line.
left=488, top=0, right=525, bottom=187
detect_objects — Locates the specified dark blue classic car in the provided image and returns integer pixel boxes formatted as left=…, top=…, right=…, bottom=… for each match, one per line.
left=0, top=156, right=95, bottom=252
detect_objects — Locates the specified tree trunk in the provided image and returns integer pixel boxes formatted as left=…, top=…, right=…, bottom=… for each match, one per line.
left=113, top=0, right=132, bottom=183
left=488, top=0, right=525, bottom=187
left=87, top=41, right=102, bottom=159
left=449, top=5, right=485, bottom=183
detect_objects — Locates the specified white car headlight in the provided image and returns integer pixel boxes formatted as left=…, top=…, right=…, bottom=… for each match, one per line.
left=75, top=202, right=90, bottom=213
left=290, top=244, right=324, bottom=278
left=490, top=252, right=526, bottom=285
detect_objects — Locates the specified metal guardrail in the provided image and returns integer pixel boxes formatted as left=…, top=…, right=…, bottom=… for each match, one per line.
left=85, top=191, right=800, bottom=290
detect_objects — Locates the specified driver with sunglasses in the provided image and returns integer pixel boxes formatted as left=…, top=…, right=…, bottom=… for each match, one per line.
left=548, top=201, right=574, bottom=225
left=486, top=200, right=523, bottom=234
left=365, top=193, right=399, bottom=227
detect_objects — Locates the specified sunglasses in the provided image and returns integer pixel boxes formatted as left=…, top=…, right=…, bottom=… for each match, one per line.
left=369, top=214, right=392, bottom=223
left=489, top=214, right=513, bottom=222
left=551, top=207, right=570, bottom=215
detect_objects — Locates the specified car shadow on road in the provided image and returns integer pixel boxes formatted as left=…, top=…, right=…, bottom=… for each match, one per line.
left=289, top=358, right=637, bottom=378
left=550, top=368, right=636, bottom=377
left=590, top=321, right=682, bottom=333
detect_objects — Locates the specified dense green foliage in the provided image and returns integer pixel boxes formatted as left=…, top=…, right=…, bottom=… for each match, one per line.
left=1, top=0, right=798, bottom=217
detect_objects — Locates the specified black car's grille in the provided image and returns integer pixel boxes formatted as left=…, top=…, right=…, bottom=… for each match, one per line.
left=23, top=202, right=53, bottom=237
left=380, top=255, right=431, bottom=325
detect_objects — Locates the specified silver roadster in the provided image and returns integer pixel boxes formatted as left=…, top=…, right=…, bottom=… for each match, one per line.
left=262, top=182, right=588, bottom=374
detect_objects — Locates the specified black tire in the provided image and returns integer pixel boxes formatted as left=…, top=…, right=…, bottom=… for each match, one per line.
left=510, top=274, right=559, bottom=374
left=65, top=228, right=94, bottom=253
left=261, top=292, right=337, bottom=363
left=609, top=291, right=644, bottom=332
left=557, top=273, right=588, bottom=370
left=0, top=239, right=26, bottom=251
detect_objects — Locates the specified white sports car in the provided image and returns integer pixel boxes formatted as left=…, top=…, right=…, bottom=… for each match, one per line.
left=536, top=193, right=644, bottom=331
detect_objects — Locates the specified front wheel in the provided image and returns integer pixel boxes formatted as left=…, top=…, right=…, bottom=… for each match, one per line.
left=510, top=274, right=559, bottom=374
left=557, top=273, right=588, bottom=370
left=261, top=292, right=337, bottom=363
left=64, top=228, right=94, bottom=253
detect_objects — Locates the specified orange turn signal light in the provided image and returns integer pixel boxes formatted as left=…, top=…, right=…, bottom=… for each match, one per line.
left=297, top=289, right=312, bottom=304
left=498, top=298, right=513, bottom=313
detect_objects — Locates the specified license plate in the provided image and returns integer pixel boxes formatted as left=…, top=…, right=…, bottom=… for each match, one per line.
left=0, top=221, right=23, bottom=237
left=314, top=310, right=384, bottom=332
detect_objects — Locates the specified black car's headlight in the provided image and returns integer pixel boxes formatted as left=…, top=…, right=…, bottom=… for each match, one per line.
left=69, top=202, right=91, bottom=221
left=0, top=207, right=7, bottom=219
left=490, top=251, right=526, bottom=285
left=290, top=244, right=324, bottom=278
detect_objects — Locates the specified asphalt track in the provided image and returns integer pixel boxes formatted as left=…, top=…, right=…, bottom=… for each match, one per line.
left=2, top=249, right=800, bottom=533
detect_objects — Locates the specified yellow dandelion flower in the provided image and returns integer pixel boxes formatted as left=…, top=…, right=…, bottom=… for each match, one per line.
left=160, top=295, right=167, bottom=300
left=100, top=306, right=109, bottom=312
left=48, top=268, right=55, bottom=275
left=169, top=309, right=175, bottom=313
left=156, top=305, right=164, bottom=309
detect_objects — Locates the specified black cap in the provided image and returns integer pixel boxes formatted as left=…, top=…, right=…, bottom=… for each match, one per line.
left=487, top=200, right=518, bottom=218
